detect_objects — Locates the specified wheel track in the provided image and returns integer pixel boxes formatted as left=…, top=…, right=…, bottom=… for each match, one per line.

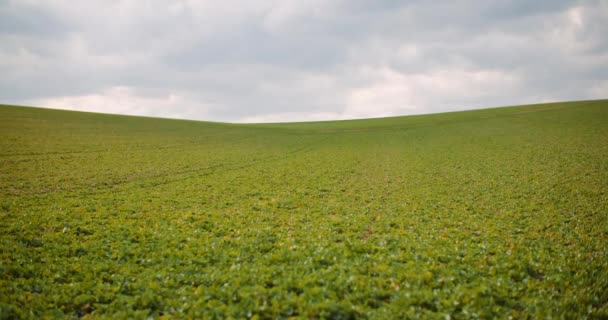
left=20, top=135, right=332, bottom=201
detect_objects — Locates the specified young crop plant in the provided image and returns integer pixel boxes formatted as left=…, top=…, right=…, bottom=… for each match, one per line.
left=0, top=100, right=607, bottom=318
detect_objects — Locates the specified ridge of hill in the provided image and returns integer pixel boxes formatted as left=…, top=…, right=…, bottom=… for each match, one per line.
left=1, top=100, right=607, bottom=318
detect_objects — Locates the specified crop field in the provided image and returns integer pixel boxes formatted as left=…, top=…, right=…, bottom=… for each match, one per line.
left=0, top=100, right=607, bottom=319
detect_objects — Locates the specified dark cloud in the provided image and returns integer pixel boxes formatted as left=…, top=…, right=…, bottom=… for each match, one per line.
left=0, top=2, right=69, bottom=37
left=0, top=0, right=606, bottom=122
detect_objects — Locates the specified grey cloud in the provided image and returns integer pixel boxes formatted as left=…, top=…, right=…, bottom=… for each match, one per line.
left=0, top=0, right=606, bottom=122
left=0, top=2, right=69, bottom=37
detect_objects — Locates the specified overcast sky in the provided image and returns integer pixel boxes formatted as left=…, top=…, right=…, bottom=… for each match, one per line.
left=1, top=1, right=607, bottom=122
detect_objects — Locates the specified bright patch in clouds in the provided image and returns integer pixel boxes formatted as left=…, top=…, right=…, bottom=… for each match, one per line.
left=1, top=0, right=607, bottom=122
left=346, top=67, right=520, bottom=120
left=30, top=87, right=210, bottom=120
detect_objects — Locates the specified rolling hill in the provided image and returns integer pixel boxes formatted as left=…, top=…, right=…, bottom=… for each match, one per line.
left=1, top=100, right=607, bottom=318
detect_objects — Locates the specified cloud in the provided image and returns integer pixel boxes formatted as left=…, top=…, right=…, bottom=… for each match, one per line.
left=589, top=81, right=608, bottom=99
left=27, top=86, right=212, bottom=120
left=0, top=0, right=606, bottom=122
left=345, top=67, right=521, bottom=119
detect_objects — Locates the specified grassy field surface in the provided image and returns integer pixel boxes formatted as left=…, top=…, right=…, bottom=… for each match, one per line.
left=1, top=100, right=607, bottom=318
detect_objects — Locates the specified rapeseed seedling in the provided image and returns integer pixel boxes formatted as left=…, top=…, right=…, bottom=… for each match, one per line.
left=0, top=100, right=607, bottom=318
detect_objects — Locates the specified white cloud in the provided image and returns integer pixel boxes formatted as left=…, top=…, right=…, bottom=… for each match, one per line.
left=237, top=111, right=344, bottom=123
left=27, top=86, right=211, bottom=120
left=589, top=81, right=608, bottom=99
left=0, top=0, right=606, bottom=122
left=345, top=67, right=520, bottom=119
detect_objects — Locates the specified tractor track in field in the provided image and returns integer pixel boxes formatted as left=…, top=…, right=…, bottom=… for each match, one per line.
left=105, top=135, right=332, bottom=192
left=3, top=101, right=601, bottom=200
left=22, top=135, right=333, bottom=200
left=0, top=133, right=261, bottom=158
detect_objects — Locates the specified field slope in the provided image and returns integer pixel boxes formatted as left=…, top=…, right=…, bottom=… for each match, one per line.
left=1, top=100, right=607, bottom=318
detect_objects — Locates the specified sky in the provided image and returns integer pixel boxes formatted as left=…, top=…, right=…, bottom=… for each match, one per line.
left=1, top=1, right=607, bottom=123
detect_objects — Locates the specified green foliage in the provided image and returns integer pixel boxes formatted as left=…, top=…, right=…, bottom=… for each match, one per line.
left=1, top=100, right=607, bottom=318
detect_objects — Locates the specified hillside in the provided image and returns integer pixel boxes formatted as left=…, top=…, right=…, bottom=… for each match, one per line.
left=1, top=100, right=607, bottom=318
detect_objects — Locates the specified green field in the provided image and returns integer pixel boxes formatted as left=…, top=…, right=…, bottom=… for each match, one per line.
left=1, top=100, right=607, bottom=319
